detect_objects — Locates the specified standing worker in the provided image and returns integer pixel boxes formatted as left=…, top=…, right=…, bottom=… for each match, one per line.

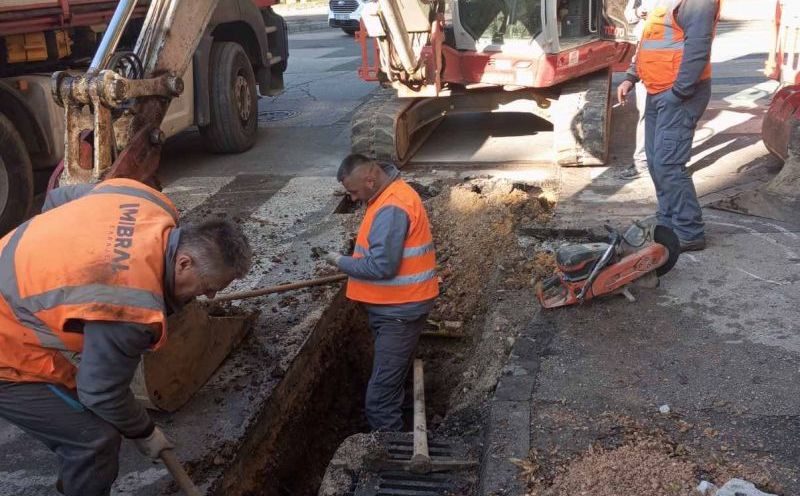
left=323, top=154, right=438, bottom=431
left=0, top=178, right=252, bottom=496
left=616, top=0, right=721, bottom=251
left=618, top=0, right=657, bottom=180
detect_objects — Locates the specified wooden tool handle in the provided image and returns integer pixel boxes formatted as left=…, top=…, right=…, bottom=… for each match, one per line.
left=211, top=274, right=347, bottom=302
left=160, top=449, right=202, bottom=496
left=410, top=359, right=431, bottom=473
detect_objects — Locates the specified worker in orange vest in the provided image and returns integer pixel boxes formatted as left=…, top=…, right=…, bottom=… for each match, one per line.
left=617, top=0, right=721, bottom=251
left=323, top=154, right=438, bottom=431
left=0, top=178, right=252, bottom=496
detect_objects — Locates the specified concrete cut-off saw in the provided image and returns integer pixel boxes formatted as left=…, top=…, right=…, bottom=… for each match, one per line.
left=536, top=220, right=680, bottom=309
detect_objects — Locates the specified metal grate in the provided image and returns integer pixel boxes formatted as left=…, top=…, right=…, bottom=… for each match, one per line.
left=329, top=0, right=359, bottom=14
left=354, top=438, right=467, bottom=496
left=374, top=471, right=454, bottom=496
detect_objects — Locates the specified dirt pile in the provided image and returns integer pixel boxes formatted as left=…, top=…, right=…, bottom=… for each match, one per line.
left=525, top=439, right=698, bottom=496
left=426, top=177, right=554, bottom=325
left=522, top=412, right=780, bottom=496
left=409, top=177, right=556, bottom=420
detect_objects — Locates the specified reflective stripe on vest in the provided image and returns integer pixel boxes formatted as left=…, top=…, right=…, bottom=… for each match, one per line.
left=0, top=178, right=176, bottom=388
left=637, top=0, right=719, bottom=94
left=346, top=180, right=439, bottom=305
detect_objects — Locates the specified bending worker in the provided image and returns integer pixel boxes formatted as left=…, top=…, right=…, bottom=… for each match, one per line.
left=0, top=178, right=252, bottom=496
left=617, top=0, right=720, bottom=251
left=324, top=154, right=438, bottom=431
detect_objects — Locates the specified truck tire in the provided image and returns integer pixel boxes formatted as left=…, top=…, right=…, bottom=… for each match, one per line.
left=0, top=113, right=33, bottom=236
left=200, top=42, right=258, bottom=153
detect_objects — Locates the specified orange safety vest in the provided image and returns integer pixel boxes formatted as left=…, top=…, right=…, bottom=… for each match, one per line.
left=637, top=0, right=721, bottom=94
left=346, top=179, right=439, bottom=305
left=0, top=178, right=178, bottom=389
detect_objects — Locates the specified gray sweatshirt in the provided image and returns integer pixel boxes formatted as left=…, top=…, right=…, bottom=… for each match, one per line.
left=42, top=184, right=182, bottom=438
left=337, top=167, right=435, bottom=319
left=626, top=0, right=718, bottom=99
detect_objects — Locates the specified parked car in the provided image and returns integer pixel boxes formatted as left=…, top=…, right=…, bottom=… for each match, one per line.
left=328, top=0, right=363, bottom=35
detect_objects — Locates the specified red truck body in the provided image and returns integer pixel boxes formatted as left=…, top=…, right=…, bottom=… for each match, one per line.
left=0, top=0, right=278, bottom=35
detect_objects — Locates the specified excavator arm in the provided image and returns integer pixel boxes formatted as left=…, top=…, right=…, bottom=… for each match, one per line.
left=51, top=0, right=221, bottom=186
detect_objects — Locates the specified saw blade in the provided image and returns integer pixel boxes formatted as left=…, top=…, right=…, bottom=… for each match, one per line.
left=653, top=224, right=680, bottom=276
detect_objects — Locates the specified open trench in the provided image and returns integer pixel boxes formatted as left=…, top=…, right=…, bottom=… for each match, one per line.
left=211, top=288, right=373, bottom=496
left=206, top=176, right=555, bottom=496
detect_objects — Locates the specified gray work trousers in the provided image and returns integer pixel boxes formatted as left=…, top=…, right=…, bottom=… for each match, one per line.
left=365, top=312, right=426, bottom=431
left=0, top=381, right=121, bottom=496
left=644, top=81, right=711, bottom=241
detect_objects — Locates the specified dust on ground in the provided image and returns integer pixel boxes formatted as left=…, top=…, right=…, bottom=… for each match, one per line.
left=520, top=410, right=781, bottom=496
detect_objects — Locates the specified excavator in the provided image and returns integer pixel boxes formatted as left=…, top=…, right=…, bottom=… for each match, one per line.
left=351, top=0, right=636, bottom=165
left=712, top=0, right=800, bottom=225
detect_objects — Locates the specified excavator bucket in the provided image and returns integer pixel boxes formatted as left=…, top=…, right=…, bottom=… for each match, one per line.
left=710, top=157, right=800, bottom=226
left=710, top=105, right=800, bottom=226
left=132, top=302, right=255, bottom=412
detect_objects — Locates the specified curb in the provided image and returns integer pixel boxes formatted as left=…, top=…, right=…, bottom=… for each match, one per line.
left=286, top=20, right=331, bottom=33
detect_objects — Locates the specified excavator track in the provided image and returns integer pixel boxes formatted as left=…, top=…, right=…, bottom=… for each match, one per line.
left=551, top=68, right=612, bottom=167
left=351, top=89, right=447, bottom=165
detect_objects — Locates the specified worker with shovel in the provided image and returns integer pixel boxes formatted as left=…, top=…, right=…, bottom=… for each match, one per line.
left=0, top=178, right=252, bottom=496
left=323, top=153, right=439, bottom=432
left=617, top=0, right=721, bottom=251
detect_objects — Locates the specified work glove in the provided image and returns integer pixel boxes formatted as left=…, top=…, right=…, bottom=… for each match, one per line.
left=133, top=426, right=175, bottom=459
left=322, top=251, right=342, bottom=267
left=312, top=247, right=342, bottom=267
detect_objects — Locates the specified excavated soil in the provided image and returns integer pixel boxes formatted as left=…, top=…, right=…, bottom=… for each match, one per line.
left=521, top=412, right=781, bottom=496
left=420, top=177, right=556, bottom=418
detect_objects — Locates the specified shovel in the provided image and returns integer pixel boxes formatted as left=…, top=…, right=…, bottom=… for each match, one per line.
left=160, top=449, right=201, bottom=496
left=133, top=274, right=347, bottom=412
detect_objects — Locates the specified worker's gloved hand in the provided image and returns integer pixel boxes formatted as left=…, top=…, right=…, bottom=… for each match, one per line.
left=133, top=427, right=175, bottom=459
left=322, top=251, right=342, bottom=267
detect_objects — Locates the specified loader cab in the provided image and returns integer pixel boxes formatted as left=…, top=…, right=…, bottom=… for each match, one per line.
left=451, top=0, right=631, bottom=53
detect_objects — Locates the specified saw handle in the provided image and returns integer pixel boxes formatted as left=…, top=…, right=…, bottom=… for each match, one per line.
left=160, top=449, right=202, bottom=496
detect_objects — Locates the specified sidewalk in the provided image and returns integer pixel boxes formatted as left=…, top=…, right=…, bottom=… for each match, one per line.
left=275, top=2, right=331, bottom=33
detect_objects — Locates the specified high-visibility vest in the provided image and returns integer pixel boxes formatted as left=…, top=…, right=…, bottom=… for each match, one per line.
left=346, top=179, right=439, bottom=305
left=637, top=0, right=721, bottom=94
left=0, top=178, right=178, bottom=389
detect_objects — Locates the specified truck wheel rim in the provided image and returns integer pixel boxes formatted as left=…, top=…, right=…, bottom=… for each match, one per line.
left=0, top=156, right=9, bottom=216
left=234, top=73, right=252, bottom=122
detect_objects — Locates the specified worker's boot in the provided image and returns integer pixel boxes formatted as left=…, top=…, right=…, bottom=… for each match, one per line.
left=678, top=236, right=706, bottom=252
left=616, top=162, right=649, bottom=180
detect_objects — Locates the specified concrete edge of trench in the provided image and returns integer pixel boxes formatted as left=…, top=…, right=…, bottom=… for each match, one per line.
left=478, top=317, right=553, bottom=496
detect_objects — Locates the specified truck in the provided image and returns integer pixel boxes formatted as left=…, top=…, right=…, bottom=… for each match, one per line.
left=351, top=0, right=636, bottom=165
left=0, top=0, right=289, bottom=235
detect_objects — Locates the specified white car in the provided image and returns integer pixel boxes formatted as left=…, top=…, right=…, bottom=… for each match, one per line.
left=328, top=0, right=364, bottom=35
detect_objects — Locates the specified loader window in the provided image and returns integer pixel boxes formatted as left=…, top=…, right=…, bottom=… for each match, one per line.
left=458, top=0, right=542, bottom=44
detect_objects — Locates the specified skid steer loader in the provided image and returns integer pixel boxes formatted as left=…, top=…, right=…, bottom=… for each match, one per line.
left=351, top=0, right=637, bottom=165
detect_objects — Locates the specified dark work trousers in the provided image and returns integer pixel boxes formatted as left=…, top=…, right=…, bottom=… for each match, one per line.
left=644, top=81, right=711, bottom=242
left=0, top=381, right=121, bottom=496
left=365, top=312, right=427, bottom=431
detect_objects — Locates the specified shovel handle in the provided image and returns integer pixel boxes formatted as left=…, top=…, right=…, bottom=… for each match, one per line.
left=160, top=449, right=202, bottom=496
left=211, top=274, right=347, bottom=302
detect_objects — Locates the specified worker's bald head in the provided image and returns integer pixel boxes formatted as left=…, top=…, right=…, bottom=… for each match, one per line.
left=337, top=153, right=389, bottom=202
